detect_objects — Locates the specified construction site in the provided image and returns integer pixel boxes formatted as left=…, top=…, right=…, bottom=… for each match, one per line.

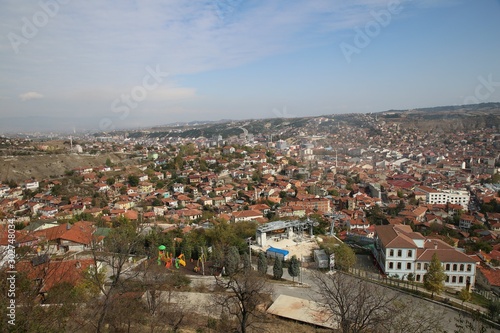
left=253, top=220, right=323, bottom=264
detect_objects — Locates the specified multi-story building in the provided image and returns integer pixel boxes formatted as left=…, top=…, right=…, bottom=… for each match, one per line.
left=415, top=186, right=470, bottom=210
left=373, top=224, right=477, bottom=289
left=286, top=198, right=331, bottom=214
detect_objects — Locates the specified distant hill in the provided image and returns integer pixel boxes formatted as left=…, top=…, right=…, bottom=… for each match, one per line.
left=120, top=103, right=500, bottom=140
left=377, top=103, right=500, bottom=132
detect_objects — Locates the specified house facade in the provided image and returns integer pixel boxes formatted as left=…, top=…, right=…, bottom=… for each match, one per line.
left=373, top=224, right=476, bottom=289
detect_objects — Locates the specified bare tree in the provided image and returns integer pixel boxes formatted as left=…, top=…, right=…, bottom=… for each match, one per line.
left=213, top=268, right=273, bottom=333
left=453, top=311, right=497, bottom=333
left=0, top=247, right=91, bottom=333
left=85, top=221, right=146, bottom=333
left=139, top=261, right=192, bottom=333
left=313, top=271, right=399, bottom=333
left=379, top=299, right=446, bottom=333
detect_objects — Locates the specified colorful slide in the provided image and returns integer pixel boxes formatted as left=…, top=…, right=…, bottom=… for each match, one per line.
left=175, top=254, right=186, bottom=269
left=157, top=245, right=173, bottom=268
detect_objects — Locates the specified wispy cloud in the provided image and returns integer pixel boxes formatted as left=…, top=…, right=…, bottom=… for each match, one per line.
left=19, top=91, right=43, bottom=101
left=0, top=0, right=425, bottom=80
left=0, top=0, right=480, bottom=131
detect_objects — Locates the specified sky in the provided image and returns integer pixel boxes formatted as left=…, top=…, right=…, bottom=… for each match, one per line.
left=1, top=0, right=500, bottom=133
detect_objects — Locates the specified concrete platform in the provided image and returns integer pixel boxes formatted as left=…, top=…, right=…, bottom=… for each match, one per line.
left=267, top=294, right=338, bottom=329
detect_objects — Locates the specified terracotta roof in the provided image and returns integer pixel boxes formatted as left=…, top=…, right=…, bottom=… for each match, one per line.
left=375, top=225, right=418, bottom=249
left=478, top=266, right=500, bottom=287
left=31, top=221, right=96, bottom=245
left=233, top=210, right=263, bottom=219
left=16, top=258, right=94, bottom=292
left=415, top=239, right=477, bottom=263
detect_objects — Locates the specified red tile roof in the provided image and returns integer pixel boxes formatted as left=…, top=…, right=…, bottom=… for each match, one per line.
left=16, top=258, right=94, bottom=292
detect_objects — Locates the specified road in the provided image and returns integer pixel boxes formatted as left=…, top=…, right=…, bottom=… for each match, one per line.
left=123, top=261, right=500, bottom=332
left=271, top=266, right=499, bottom=332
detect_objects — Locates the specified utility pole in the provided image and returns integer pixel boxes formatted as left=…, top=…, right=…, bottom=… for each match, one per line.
left=247, top=237, right=252, bottom=268
left=200, top=247, right=205, bottom=276
left=300, top=255, right=303, bottom=285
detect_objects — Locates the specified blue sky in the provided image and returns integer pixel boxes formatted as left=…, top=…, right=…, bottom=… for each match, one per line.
left=0, top=0, right=499, bottom=132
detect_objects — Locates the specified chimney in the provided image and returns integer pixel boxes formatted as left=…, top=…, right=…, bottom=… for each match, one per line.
left=66, top=223, right=71, bottom=230
left=434, top=243, right=438, bottom=249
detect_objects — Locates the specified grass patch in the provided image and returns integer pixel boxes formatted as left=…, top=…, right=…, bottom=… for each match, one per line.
left=471, top=292, right=491, bottom=308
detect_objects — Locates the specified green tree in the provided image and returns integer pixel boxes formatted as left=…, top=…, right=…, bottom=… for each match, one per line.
left=257, top=252, right=268, bottom=276
left=106, top=177, right=115, bottom=186
left=458, top=287, right=471, bottom=304
left=423, top=253, right=447, bottom=298
left=127, top=175, right=140, bottom=187
left=332, top=244, right=356, bottom=272
left=488, top=301, right=500, bottom=322
left=151, top=198, right=163, bottom=206
left=242, top=253, right=251, bottom=272
left=51, top=184, right=63, bottom=196
left=288, top=255, right=300, bottom=283
left=105, top=158, right=113, bottom=167
left=225, top=246, right=240, bottom=276
left=180, top=236, right=193, bottom=261
left=273, top=258, right=283, bottom=280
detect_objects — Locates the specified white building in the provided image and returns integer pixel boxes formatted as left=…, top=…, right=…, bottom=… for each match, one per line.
left=416, top=186, right=470, bottom=210
left=373, top=224, right=476, bottom=289
left=23, top=180, right=39, bottom=191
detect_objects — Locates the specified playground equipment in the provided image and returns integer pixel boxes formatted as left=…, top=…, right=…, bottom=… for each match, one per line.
left=194, top=251, right=207, bottom=275
left=175, top=254, right=186, bottom=269
left=157, top=245, right=173, bottom=268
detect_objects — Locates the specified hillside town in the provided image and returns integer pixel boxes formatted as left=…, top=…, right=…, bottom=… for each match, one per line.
left=1, top=112, right=500, bottom=331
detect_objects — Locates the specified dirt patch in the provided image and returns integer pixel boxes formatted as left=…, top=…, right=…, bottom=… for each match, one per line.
left=0, top=153, right=131, bottom=182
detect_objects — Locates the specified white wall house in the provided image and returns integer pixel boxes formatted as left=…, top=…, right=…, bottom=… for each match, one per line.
left=416, top=186, right=470, bottom=211
left=374, top=224, right=476, bottom=289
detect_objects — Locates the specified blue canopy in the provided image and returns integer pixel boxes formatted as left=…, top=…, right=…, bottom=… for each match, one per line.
left=266, top=247, right=289, bottom=256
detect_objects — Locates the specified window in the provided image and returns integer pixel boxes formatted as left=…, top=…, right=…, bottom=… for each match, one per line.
left=389, top=262, right=394, bottom=269
left=389, top=249, right=394, bottom=257
left=407, top=262, right=411, bottom=270
left=416, top=274, right=421, bottom=282
left=446, top=275, right=450, bottom=282
left=417, top=263, right=421, bottom=270
left=397, top=250, right=402, bottom=257
left=445, top=264, right=450, bottom=271
left=467, top=264, right=472, bottom=272
left=397, top=262, right=402, bottom=270
left=407, top=250, right=412, bottom=257
left=459, top=276, right=464, bottom=284
left=460, top=264, right=464, bottom=271
left=453, top=264, right=457, bottom=271
left=424, top=263, right=429, bottom=270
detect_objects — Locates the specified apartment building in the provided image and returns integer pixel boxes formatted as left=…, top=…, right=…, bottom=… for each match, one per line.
left=416, top=186, right=470, bottom=210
